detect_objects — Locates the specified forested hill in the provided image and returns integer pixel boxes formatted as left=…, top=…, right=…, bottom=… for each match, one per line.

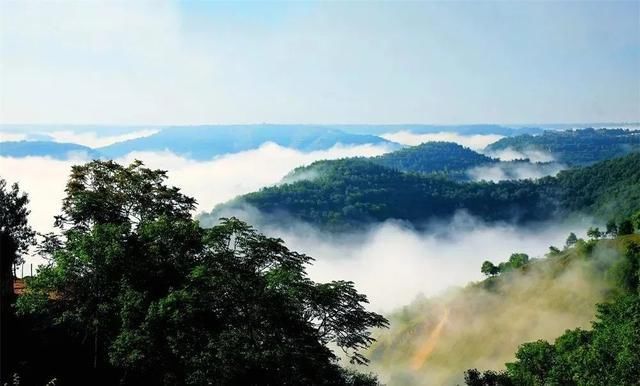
left=370, top=142, right=497, bottom=174
left=205, top=152, right=640, bottom=230
left=281, top=142, right=499, bottom=183
left=485, top=128, right=640, bottom=165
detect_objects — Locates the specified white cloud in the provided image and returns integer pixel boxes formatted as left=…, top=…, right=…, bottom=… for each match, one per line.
left=0, top=155, right=90, bottom=242
left=467, top=162, right=565, bottom=182
left=381, top=131, right=503, bottom=150
left=486, top=147, right=555, bottom=163
left=116, top=142, right=393, bottom=213
left=0, top=142, right=392, bottom=265
left=1, top=143, right=590, bottom=315
left=46, top=129, right=159, bottom=148
left=253, top=212, right=584, bottom=312
left=0, top=132, right=28, bottom=142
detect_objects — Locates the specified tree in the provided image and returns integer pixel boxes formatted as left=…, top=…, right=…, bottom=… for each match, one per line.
left=606, top=220, right=618, bottom=237
left=618, top=220, right=634, bottom=236
left=19, top=160, right=387, bottom=385
left=565, top=233, right=578, bottom=248
left=506, top=340, right=556, bottom=385
left=481, top=261, right=500, bottom=277
left=508, top=253, right=529, bottom=269
left=0, top=179, right=35, bottom=383
left=548, top=246, right=561, bottom=255
left=587, top=227, right=602, bottom=240
left=464, top=368, right=513, bottom=386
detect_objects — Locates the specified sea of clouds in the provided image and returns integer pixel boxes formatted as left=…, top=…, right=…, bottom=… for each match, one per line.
left=0, top=129, right=585, bottom=312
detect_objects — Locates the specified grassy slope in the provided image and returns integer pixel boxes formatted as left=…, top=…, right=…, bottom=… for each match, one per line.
left=366, top=234, right=640, bottom=386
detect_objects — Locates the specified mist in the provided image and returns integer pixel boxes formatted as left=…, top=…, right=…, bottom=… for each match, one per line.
left=2, top=141, right=589, bottom=309
left=0, top=142, right=392, bottom=264
left=1, top=139, right=603, bottom=385
left=486, top=147, right=556, bottom=163
left=467, top=161, right=565, bottom=181
left=208, top=206, right=589, bottom=312
left=366, top=240, right=619, bottom=385
left=0, top=128, right=159, bottom=147
left=381, top=131, right=504, bottom=151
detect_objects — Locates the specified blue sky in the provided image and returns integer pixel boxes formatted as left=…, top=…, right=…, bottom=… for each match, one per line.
left=0, top=0, right=638, bottom=125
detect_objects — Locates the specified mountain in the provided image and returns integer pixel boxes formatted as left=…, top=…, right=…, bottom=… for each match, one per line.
left=205, top=153, right=640, bottom=230
left=485, top=128, right=640, bottom=165
left=0, top=141, right=100, bottom=159
left=98, top=125, right=396, bottom=160
left=280, top=142, right=500, bottom=184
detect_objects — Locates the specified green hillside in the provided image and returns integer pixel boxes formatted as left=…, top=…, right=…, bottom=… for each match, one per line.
left=366, top=230, right=640, bottom=385
left=206, top=153, right=640, bottom=230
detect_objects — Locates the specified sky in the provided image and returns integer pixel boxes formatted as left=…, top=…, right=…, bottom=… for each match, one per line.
left=0, top=0, right=638, bottom=125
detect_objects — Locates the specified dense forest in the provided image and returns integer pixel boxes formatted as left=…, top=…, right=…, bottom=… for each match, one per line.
left=485, top=128, right=640, bottom=166
left=207, top=152, right=640, bottom=231
left=368, top=215, right=640, bottom=385
left=0, top=162, right=387, bottom=385
left=369, top=142, right=497, bottom=175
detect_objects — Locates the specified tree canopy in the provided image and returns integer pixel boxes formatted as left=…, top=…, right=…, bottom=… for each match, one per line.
left=15, top=160, right=387, bottom=385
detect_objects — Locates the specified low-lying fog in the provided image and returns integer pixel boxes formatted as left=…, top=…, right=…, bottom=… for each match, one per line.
left=241, top=210, right=585, bottom=311
left=0, top=136, right=586, bottom=313
left=381, top=131, right=503, bottom=151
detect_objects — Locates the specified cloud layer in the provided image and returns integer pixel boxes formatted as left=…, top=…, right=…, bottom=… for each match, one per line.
left=1, top=142, right=587, bottom=315
left=381, top=131, right=504, bottom=151
left=0, top=142, right=392, bottom=239
left=251, top=212, right=587, bottom=311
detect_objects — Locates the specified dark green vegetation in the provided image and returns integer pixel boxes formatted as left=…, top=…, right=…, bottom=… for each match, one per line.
left=208, top=152, right=640, bottom=231
left=465, top=214, right=640, bottom=386
left=0, top=141, right=100, bottom=159
left=485, top=128, right=640, bottom=166
left=4, top=161, right=387, bottom=385
left=370, top=142, right=497, bottom=175
left=0, top=180, right=35, bottom=382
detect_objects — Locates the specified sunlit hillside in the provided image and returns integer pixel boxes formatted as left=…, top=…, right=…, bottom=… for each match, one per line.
left=367, top=234, right=640, bottom=385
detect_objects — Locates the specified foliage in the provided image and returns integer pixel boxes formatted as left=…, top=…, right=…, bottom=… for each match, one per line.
left=16, top=160, right=387, bottom=385
left=481, top=261, right=500, bottom=277
left=0, top=179, right=35, bottom=383
left=464, top=369, right=513, bottom=386
left=565, top=232, right=578, bottom=248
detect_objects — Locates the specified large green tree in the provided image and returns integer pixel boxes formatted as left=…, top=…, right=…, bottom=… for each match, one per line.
left=19, top=160, right=387, bottom=385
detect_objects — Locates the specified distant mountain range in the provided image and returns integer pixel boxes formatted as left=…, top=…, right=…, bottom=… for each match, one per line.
left=0, top=125, right=398, bottom=160
left=0, top=141, right=100, bottom=160
left=96, top=125, right=396, bottom=160
left=2, top=125, right=639, bottom=163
